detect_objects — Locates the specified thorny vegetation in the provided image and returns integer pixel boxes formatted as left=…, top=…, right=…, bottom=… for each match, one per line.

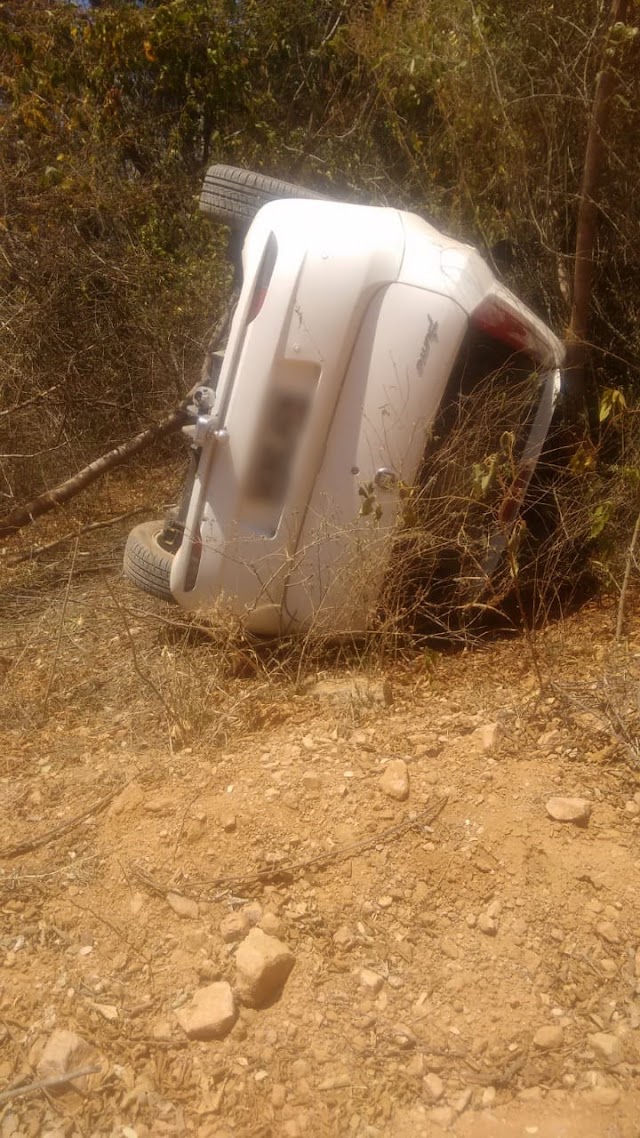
left=1, top=3, right=639, bottom=497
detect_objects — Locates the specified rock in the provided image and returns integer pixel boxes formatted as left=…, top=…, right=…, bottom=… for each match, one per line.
left=406, top=1053, right=427, bottom=1078
left=243, top=901, right=263, bottom=926
left=301, top=772, right=322, bottom=791
left=358, top=968, right=383, bottom=994
left=90, top=1002, right=118, bottom=1022
left=379, top=759, right=410, bottom=802
left=519, top=1087, right=543, bottom=1102
left=538, top=729, right=562, bottom=749
left=427, top=1106, right=455, bottom=1130
left=221, top=813, right=237, bottom=833
left=588, top=1032, right=624, bottom=1066
left=477, top=914, right=498, bottom=937
left=545, top=797, right=591, bottom=824
left=333, top=925, right=356, bottom=950
left=220, top=912, right=251, bottom=944
left=166, top=892, right=199, bottom=920
left=423, top=1072, right=444, bottom=1101
left=596, top=920, right=620, bottom=945
left=590, top=1086, right=621, bottom=1106
left=481, top=1086, right=496, bottom=1108
left=440, top=937, right=461, bottom=960
left=259, top=911, right=282, bottom=937
left=625, top=800, right=640, bottom=817
left=234, top=928, right=295, bottom=1007
left=144, top=795, right=174, bottom=814
left=472, top=722, right=500, bottom=752
left=36, top=1030, right=102, bottom=1095
left=452, top=1087, right=473, bottom=1114
left=533, top=1025, right=564, bottom=1051
left=175, top=982, right=237, bottom=1041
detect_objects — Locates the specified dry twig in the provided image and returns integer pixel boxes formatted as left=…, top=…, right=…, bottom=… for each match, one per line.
left=0, top=780, right=128, bottom=860
left=0, top=1065, right=102, bottom=1106
left=7, top=507, right=151, bottom=565
left=132, top=795, right=448, bottom=901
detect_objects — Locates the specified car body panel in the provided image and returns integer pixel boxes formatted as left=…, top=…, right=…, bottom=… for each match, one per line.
left=167, top=198, right=564, bottom=633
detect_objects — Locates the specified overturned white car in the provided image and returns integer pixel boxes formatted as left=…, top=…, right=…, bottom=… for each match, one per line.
left=124, top=166, right=563, bottom=635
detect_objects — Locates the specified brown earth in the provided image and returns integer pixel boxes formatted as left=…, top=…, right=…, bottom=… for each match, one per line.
left=1, top=471, right=640, bottom=1137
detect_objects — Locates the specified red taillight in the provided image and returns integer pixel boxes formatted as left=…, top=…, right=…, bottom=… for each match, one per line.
left=472, top=299, right=531, bottom=353
left=246, top=232, right=278, bottom=324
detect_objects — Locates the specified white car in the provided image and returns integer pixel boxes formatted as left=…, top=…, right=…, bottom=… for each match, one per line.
left=124, top=168, right=563, bottom=635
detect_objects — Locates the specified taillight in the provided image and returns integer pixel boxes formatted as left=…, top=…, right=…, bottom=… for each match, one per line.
left=246, top=232, right=278, bottom=324
left=472, top=299, right=531, bottom=353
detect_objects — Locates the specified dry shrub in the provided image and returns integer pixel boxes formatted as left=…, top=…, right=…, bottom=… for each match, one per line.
left=380, top=372, right=595, bottom=643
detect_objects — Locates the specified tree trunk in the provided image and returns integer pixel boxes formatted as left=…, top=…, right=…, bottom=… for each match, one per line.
left=565, top=0, right=629, bottom=409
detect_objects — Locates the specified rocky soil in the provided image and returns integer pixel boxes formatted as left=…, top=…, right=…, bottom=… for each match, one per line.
left=2, top=495, right=640, bottom=1137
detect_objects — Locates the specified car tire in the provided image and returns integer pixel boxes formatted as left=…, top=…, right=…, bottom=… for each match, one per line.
left=123, top=520, right=175, bottom=603
left=200, top=164, right=327, bottom=229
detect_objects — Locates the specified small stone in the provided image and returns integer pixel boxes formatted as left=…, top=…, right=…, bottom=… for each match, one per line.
left=596, top=920, right=620, bottom=945
left=333, top=925, right=356, bottom=950
left=166, top=892, right=199, bottom=921
left=477, top=914, right=498, bottom=937
left=406, top=1053, right=427, bottom=1078
left=379, top=759, right=410, bottom=802
left=545, top=797, right=591, bottom=824
left=538, top=729, right=561, bottom=749
left=358, top=968, right=383, bottom=994
left=36, top=1030, right=102, bottom=1095
left=533, top=1025, right=564, bottom=1051
left=145, top=795, right=173, bottom=814
left=588, top=1032, right=624, bottom=1066
left=423, top=1072, right=444, bottom=1101
left=221, top=814, right=237, bottom=833
left=472, top=722, right=500, bottom=752
left=259, top=912, right=282, bottom=937
left=175, top=982, right=237, bottom=1041
left=452, top=1087, right=473, bottom=1114
left=519, top=1087, right=543, bottom=1102
left=220, top=912, right=251, bottom=944
left=427, top=1106, right=455, bottom=1129
left=301, top=772, right=321, bottom=791
left=243, top=901, right=263, bottom=926
left=378, top=895, right=394, bottom=909
left=590, top=1086, right=621, bottom=1106
left=481, top=1086, right=496, bottom=1108
left=90, top=1003, right=118, bottom=1022
left=234, top=928, right=295, bottom=1007
left=440, top=937, right=460, bottom=960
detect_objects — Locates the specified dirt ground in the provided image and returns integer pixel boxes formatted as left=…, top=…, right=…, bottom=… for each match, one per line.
left=2, top=471, right=640, bottom=1137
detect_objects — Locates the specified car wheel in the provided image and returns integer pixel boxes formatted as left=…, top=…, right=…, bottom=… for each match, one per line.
left=123, top=520, right=175, bottom=602
left=199, top=163, right=327, bottom=229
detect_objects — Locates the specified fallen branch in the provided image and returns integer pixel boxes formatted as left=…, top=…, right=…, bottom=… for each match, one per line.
left=132, top=795, right=448, bottom=900
left=0, top=780, right=128, bottom=860
left=0, top=1065, right=102, bottom=1106
left=7, top=507, right=152, bottom=565
left=0, top=382, right=63, bottom=419
left=0, top=407, right=187, bottom=541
